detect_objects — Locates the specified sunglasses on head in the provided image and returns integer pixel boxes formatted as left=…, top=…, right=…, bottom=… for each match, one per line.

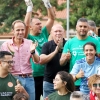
left=93, top=83, right=100, bottom=87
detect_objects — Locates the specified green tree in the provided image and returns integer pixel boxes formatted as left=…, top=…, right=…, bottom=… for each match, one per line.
left=0, top=0, right=66, bottom=33
left=70, top=0, right=100, bottom=28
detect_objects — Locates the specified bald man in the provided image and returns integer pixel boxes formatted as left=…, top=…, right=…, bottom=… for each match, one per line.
left=40, top=24, right=70, bottom=98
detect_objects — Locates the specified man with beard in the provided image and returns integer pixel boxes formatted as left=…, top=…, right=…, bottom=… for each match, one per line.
left=60, top=18, right=100, bottom=90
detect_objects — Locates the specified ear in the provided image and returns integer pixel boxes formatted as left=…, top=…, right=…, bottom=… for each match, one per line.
left=63, top=81, right=67, bottom=86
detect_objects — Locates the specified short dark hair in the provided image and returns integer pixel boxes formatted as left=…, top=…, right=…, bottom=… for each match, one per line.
left=77, top=18, right=88, bottom=25
left=13, top=93, right=28, bottom=100
left=70, top=91, right=85, bottom=100
left=0, top=51, right=12, bottom=59
left=83, top=42, right=96, bottom=51
left=57, top=71, right=75, bottom=92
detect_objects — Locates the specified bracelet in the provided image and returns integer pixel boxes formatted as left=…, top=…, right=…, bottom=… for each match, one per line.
left=75, top=75, right=78, bottom=80
left=31, top=50, right=35, bottom=55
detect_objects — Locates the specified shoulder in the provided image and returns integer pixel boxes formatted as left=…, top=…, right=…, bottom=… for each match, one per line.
left=48, top=92, right=57, bottom=99
left=76, top=58, right=86, bottom=64
left=95, top=57, right=100, bottom=61
left=24, top=38, right=32, bottom=43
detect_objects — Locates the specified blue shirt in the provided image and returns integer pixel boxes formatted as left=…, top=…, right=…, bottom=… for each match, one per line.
left=70, top=56, right=100, bottom=94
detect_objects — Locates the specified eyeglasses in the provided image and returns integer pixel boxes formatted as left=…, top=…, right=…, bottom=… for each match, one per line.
left=2, top=60, right=15, bottom=64
left=93, top=83, right=100, bottom=88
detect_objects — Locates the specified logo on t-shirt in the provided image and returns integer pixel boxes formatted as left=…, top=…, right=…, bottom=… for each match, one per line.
left=8, top=82, right=13, bottom=87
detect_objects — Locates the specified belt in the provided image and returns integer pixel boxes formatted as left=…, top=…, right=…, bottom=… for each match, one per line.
left=15, top=74, right=33, bottom=78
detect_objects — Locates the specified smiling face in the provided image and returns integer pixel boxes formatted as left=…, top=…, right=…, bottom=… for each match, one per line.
left=84, top=44, right=96, bottom=61
left=13, top=22, right=25, bottom=40
left=53, top=74, right=66, bottom=90
left=91, top=80, right=100, bottom=94
left=0, top=55, right=13, bottom=73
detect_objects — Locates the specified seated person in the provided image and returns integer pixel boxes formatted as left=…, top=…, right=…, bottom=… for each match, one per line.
left=46, top=71, right=75, bottom=100
left=70, top=42, right=100, bottom=95
left=88, top=74, right=100, bottom=100
left=0, top=51, right=29, bottom=100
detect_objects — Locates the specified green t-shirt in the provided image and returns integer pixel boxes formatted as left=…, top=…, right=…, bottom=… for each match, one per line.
left=63, top=36, right=100, bottom=86
left=27, top=26, right=49, bottom=77
left=0, top=73, right=17, bottom=100
left=48, top=91, right=71, bottom=100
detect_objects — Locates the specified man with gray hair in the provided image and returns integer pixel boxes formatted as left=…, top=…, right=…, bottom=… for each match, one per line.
left=70, top=91, right=87, bottom=100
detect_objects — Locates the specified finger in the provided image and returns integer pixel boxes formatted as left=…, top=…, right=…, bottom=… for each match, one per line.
left=16, top=79, right=20, bottom=85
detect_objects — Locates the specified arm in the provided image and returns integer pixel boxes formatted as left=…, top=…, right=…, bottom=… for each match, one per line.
left=60, top=52, right=71, bottom=66
left=42, top=0, right=55, bottom=34
left=24, top=0, right=33, bottom=38
left=30, top=42, right=40, bottom=63
left=40, top=46, right=59, bottom=64
left=15, top=80, right=29, bottom=98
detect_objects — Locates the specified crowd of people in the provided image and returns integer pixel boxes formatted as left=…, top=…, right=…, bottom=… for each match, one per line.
left=0, top=0, right=100, bottom=100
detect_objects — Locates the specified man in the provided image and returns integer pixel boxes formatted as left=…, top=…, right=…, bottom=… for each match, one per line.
left=39, top=24, right=70, bottom=98
left=60, top=18, right=100, bottom=90
left=0, top=51, right=29, bottom=100
left=24, top=0, right=55, bottom=100
left=70, top=91, right=86, bottom=100
left=1, top=20, right=40, bottom=100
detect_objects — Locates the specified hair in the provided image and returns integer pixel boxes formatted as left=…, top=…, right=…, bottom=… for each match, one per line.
left=88, top=20, right=96, bottom=28
left=12, top=20, right=26, bottom=30
left=76, top=18, right=88, bottom=25
left=88, top=74, right=100, bottom=89
left=13, top=93, right=28, bottom=100
left=57, top=71, right=75, bottom=92
left=83, top=42, right=96, bottom=51
left=70, top=91, right=85, bottom=100
left=0, top=51, right=12, bottom=59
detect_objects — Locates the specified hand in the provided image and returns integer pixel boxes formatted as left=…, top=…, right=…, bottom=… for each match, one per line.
left=30, top=42, right=37, bottom=53
left=56, top=37, right=63, bottom=51
left=76, top=68, right=84, bottom=79
left=42, top=0, right=52, bottom=8
left=7, top=43, right=15, bottom=55
left=65, top=50, right=71, bottom=60
left=24, top=0, right=33, bottom=7
left=15, top=80, right=24, bottom=93
left=44, top=97, right=48, bottom=100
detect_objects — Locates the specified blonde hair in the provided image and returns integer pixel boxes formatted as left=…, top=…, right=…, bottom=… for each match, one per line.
left=88, top=74, right=100, bottom=89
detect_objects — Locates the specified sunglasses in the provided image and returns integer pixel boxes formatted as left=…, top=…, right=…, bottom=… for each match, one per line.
left=93, top=83, right=100, bottom=87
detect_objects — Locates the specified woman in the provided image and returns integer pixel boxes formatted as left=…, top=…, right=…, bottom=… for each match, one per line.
left=47, top=71, right=75, bottom=100
left=70, top=42, right=100, bottom=95
left=88, top=74, right=100, bottom=100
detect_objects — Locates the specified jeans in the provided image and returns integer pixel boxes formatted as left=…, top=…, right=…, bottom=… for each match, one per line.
left=15, top=76, right=35, bottom=100
left=43, top=81, right=55, bottom=99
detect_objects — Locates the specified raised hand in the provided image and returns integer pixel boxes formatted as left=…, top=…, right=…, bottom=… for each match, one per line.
left=42, top=0, right=52, bottom=8
left=30, top=42, right=37, bottom=53
left=44, top=97, right=49, bottom=100
left=15, top=80, right=24, bottom=93
left=76, top=68, right=84, bottom=79
left=66, top=50, right=71, bottom=60
left=24, top=0, right=33, bottom=7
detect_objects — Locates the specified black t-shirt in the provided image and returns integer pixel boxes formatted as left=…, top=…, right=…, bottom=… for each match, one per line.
left=41, top=39, right=70, bottom=83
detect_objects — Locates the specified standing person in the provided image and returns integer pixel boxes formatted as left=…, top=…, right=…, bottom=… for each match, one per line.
left=60, top=18, right=100, bottom=90
left=70, top=42, right=100, bottom=96
left=39, top=24, right=70, bottom=98
left=0, top=51, right=29, bottom=100
left=47, top=71, right=75, bottom=100
left=88, top=74, right=100, bottom=100
left=0, top=20, right=40, bottom=100
left=24, top=0, right=55, bottom=100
